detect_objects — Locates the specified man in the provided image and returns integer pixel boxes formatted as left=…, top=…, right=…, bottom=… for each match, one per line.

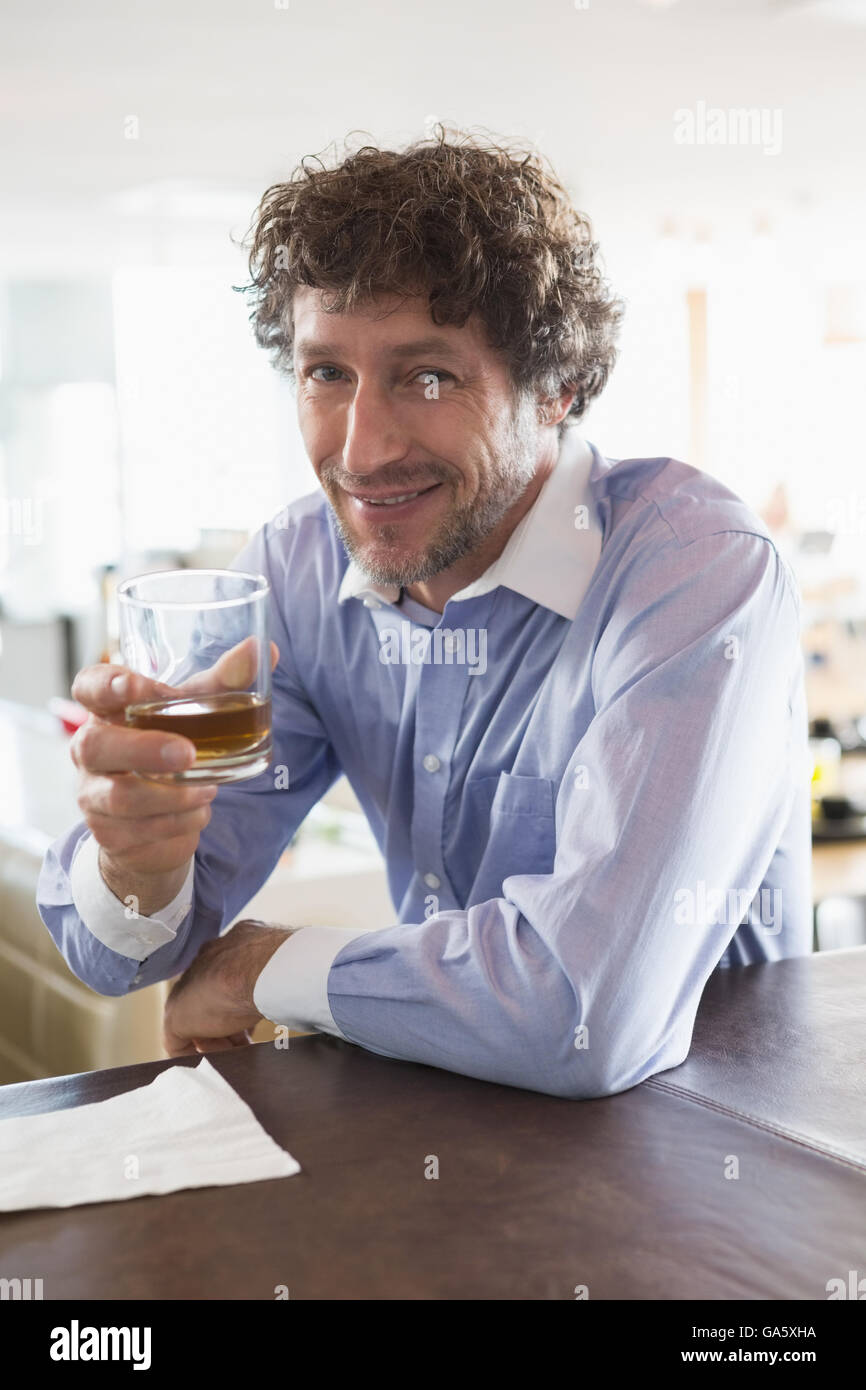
left=37, top=132, right=811, bottom=1099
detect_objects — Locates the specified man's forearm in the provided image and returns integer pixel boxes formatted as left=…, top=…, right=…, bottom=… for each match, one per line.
left=162, top=920, right=298, bottom=1055
left=98, top=846, right=192, bottom=918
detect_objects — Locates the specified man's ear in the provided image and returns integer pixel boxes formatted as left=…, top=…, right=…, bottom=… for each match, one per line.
left=536, top=389, right=577, bottom=428
left=536, top=389, right=575, bottom=425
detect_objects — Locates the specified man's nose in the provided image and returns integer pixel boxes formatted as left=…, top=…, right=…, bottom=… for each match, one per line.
left=341, top=380, right=411, bottom=476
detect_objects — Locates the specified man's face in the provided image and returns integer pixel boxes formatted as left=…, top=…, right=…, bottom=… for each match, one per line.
left=292, top=287, right=545, bottom=588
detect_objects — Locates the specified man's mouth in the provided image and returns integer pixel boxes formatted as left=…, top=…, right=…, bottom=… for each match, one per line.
left=357, top=490, right=424, bottom=506
left=343, top=482, right=443, bottom=517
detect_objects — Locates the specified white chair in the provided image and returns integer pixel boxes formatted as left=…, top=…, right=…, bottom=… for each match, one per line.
left=814, top=894, right=866, bottom=952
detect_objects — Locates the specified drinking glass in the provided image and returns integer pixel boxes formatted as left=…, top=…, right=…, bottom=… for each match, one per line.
left=116, top=568, right=272, bottom=783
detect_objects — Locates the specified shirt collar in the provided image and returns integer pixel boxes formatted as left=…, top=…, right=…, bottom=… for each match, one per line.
left=337, top=427, right=602, bottom=621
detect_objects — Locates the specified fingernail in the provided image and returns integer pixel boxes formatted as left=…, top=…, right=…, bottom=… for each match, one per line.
left=111, top=674, right=129, bottom=699
left=162, top=741, right=193, bottom=769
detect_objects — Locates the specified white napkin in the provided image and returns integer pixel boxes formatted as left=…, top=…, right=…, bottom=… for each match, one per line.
left=0, top=1057, right=299, bottom=1212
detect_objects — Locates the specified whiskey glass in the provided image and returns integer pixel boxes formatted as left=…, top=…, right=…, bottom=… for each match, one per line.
left=116, top=568, right=272, bottom=783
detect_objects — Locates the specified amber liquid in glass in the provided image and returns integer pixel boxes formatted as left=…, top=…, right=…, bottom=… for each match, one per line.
left=126, top=692, right=271, bottom=762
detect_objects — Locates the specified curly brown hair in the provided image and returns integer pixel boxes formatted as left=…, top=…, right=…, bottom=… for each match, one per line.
left=238, top=125, right=623, bottom=435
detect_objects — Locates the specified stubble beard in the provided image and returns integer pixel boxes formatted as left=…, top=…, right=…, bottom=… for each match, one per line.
left=326, top=396, right=542, bottom=588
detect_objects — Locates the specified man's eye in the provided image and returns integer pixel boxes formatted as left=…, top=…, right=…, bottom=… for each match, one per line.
left=306, top=366, right=452, bottom=385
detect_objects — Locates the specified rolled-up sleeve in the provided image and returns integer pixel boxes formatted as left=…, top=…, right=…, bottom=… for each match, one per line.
left=306, top=530, right=807, bottom=1098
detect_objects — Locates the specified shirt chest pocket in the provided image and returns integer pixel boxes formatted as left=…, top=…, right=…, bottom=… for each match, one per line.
left=465, top=772, right=557, bottom=900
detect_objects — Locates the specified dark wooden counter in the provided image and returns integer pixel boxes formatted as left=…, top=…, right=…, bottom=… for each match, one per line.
left=1, top=949, right=864, bottom=1299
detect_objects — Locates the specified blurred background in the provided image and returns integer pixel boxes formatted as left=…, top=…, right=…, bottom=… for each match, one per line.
left=1, top=0, right=866, bottom=1081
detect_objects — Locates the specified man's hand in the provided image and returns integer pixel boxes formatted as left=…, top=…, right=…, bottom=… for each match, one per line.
left=70, top=638, right=279, bottom=917
left=163, top=919, right=294, bottom=1058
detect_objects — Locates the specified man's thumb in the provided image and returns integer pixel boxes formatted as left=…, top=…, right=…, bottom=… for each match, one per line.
left=178, top=638, right=279, bottom=697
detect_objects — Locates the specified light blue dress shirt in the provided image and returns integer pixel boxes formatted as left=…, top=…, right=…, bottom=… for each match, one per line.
left=37, top=428, right=812, bottom=1098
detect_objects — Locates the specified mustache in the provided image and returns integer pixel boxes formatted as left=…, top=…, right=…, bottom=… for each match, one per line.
left=321, top=462, right=453, bottom=492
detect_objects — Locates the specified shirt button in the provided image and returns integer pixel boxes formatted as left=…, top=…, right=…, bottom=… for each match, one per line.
left=363, top=597, right=381, bottom=609
left=424, top=872, right=441, bottom=890
left=422, top=754, right=441, bottom=773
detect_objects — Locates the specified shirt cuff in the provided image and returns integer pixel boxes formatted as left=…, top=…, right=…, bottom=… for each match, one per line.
left=69, top=833, right=195, bottom=962
left=253, top=926, right=375, bottom=1037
